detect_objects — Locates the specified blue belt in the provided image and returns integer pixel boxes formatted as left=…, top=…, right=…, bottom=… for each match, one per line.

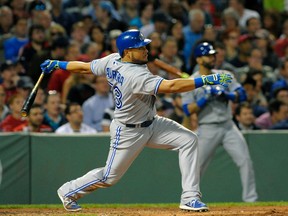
left=126, top=118, right=154, bottom=128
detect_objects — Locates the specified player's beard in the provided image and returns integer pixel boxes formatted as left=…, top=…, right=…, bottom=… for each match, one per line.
left=131, top=55, right=148, bottom=65
left=132, top=59, right=148, bottom=65
left=203, top=61, right=215, bottom=70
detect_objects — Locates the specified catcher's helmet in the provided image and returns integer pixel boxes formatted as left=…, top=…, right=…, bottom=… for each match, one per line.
left=116, top=29, right=151, bottom=56
left=194, top=42, right=217, bottom=58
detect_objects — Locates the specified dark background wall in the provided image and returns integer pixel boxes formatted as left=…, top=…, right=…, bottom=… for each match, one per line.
left=0, top=132, right=287, bottom=204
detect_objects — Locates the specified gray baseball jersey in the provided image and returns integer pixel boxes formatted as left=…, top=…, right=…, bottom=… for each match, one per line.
left=181, top=69, right=258, bottom=202
left=181, top=70, right=240, bottom=124
left=57, top=53, right=203, bottom=205
left=91, top=53, right=160, bottom=124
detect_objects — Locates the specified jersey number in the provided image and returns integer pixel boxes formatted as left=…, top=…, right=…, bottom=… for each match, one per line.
left=113, top=86, right=122, bottom=109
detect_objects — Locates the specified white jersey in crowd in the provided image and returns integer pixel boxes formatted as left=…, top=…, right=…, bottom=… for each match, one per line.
left=90, top=53, right=163, bottom=125
left=55, top=123, right=97, bottom=134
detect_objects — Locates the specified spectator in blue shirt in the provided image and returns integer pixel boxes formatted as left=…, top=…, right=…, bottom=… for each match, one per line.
left=82, top=75, right=114, bottom=132
left=182, top=9, right=205, bottom=71
left=129, top=2, right=153, bottom=29
left=4, top=17, right=28, bottom=62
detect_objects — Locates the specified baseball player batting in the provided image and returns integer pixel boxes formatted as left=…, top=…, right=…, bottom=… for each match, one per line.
left=40, top=30, right=232, bottom=212
left=181, top=42, right=258, bottom=202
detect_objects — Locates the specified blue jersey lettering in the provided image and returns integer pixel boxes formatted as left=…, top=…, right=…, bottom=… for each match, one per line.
left=106, top=68, right=124, bottom=86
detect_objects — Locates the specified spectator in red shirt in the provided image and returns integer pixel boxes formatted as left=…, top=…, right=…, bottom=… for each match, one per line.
left=0, top=94, right=26, bottom=132
left=47, top=42, right=81, bottom=97
left=0, top=85, right=10, bottom=122
left=14, top=104, right=52, bottom=132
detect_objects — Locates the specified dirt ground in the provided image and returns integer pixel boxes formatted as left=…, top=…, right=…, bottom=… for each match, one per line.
left=0, top=206, right=287, bottom=216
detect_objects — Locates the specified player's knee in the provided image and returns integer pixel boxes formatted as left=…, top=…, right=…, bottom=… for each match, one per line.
left=183, top=131, right=198, bottom=149
left=189, top=131, right=198, bottom=143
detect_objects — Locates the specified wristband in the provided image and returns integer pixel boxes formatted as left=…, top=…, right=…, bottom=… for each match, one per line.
left=235, top=87, right=247, bottom=102
left=224, top=92, right=236, bottom=101
left=182, top=104, right=190, bottom=116
left=58, top=61, right=68, bottom=70
left=196, top=97, right=207, bottom=108
left=194, top=77, right=204, bottom=88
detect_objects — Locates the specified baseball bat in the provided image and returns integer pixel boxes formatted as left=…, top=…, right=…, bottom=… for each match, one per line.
left=21, top=73, right=44, bottom=117
left=153, top=58, right=183, bottom=78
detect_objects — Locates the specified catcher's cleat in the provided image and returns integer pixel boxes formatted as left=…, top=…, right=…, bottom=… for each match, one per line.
left=57, top=191, right=82, bottom=212
left=179, top=199, right=209, bottom=212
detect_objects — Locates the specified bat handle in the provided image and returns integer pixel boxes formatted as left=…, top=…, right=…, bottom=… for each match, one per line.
left=32, top=73, right=45, bottom=92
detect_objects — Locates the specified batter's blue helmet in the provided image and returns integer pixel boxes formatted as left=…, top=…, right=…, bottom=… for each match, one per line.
left=194, top=42, right=217, bottom=58
left=116, top=29, right=151, bottom=56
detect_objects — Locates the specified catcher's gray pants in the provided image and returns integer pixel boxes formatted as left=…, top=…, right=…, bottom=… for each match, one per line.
left=58, top=115, right=202, bottom=205
left=197, top=120, right=258, bottom=202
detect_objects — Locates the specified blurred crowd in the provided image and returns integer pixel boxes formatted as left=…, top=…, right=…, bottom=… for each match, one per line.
left=0, top=0, right=288, bottom=133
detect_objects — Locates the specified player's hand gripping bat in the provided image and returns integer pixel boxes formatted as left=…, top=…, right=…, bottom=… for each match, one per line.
left=153, top=59, right=190, bottom=78
left=21, top=73, right=44, bottom=117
